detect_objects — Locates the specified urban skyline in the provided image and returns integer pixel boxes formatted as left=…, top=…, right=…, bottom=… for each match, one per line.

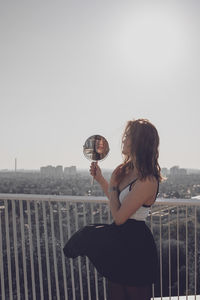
left=1, top=162, right=200, bottom=175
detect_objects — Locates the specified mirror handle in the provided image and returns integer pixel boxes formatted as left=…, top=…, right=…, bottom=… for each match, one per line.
left=91, top=160, right=98, bottom=186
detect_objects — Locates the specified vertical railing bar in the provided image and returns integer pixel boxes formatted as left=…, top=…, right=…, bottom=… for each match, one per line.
left=108, top=202, right=111, bottom=224
left=5, top=200, right=13, bottom=300
left=75, top=203, right=84, bottom=300
left=186, top=206, right=188, bottom=299
left=27, top=201, right=36, bottom=300
left=150, top=207, right=154, bottom=299
left=194, top=206, right=197, bottom=300
left=0, top=210, right=5, bottom=300
left=83, top=202, right=92, bottom=300
left=34, top=202, right=44, bottom=300
left=168, top=207, right=171, bottom=299
left=100, top=203, right=107, bottom=300
left=11, top=200, right=20, bottom=300
left=42, top=201, right=52, bottom=300
left=91, top=203, right=99, bottom=300
left=177, top=206, right=180, bottom=299
left=58, top=202, right=68, bottom=300
left=66, top=202, right=76, bottom=300
left=49, top=202, right=60, bottom=300
left=159, top=206, right=163, bottom=299
left=107, top=200, right=111, bottom=300
left=19, top=200, right=29, bottom=300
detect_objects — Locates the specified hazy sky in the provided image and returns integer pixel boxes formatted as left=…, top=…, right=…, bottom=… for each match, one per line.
left=0, top=0, right=200, bottom=171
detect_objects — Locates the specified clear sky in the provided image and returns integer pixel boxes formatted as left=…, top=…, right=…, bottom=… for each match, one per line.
left=0, top=0, right=200, bottom=171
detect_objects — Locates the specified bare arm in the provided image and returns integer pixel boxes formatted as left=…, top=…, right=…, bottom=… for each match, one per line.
left=98, top=176, right=109, bottom=198
left=109, top=177, right=157, bottom=225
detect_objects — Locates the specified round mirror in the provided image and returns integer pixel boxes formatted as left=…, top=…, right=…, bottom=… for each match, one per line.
left=83, top=135, right=110, bottom=161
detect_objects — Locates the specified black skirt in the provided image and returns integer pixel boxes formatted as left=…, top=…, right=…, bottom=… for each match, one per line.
left=63, top=219, right=158, bottom=286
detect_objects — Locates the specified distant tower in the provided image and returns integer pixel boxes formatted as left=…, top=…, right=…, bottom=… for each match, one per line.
left=15, top=158, right=17, bottom=172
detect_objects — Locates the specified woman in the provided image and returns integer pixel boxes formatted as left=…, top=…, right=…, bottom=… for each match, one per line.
left=92, top=135, right=109, bottom=160
left=63, top=119, right=162, bottom=300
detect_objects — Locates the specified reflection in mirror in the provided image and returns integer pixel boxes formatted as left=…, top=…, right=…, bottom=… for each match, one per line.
left=83, top=135, right=109, bottom=161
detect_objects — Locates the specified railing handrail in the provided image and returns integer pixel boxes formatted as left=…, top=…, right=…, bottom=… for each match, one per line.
left=0, top=193, right=200, bottom=206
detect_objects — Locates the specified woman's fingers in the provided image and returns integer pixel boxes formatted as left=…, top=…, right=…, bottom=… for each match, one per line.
left=90, top=162, right=98, bottom=177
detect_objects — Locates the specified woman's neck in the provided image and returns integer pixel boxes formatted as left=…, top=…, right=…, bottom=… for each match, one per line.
left=131, top=158, right=139, bottom=178
left=125, top=163, right=139, bottom=179
left=129, top=168, right=139, bottom=180
left=133, top=168, right=139, bottom=179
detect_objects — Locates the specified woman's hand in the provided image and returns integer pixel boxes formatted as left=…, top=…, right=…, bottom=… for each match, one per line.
left=90, top=162, right=103, bottom=183
left=109, top=164, right=123, bottom=188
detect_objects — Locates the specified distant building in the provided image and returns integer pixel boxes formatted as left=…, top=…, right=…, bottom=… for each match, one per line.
left=40, top=165, right=63, bottom=177
left=178, top=168, right=187, bottom=176
left=170, top=166, right=187, bottom=177
left=55, top=165, right=63, bottom=178
left=170, top=166, right=179, bottom=176
left=40, top=165, right=76, bottom=178
left=40, top=165, right=56, bottom=177
left=64, top=166, right=77, bottom=177
left=187, top=168, right=200, bottom=175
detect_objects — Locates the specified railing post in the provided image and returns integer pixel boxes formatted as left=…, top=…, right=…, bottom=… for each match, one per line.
left=5, top=200, right=13, bottom=300
left=0, top=210, right=5, bottom=300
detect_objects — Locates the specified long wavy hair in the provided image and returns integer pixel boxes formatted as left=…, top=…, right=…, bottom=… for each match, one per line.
left=116, top=119, right=162, bottom=183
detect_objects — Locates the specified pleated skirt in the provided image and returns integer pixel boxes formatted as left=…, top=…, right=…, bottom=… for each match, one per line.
left=63, top=219, right=158, bottom=286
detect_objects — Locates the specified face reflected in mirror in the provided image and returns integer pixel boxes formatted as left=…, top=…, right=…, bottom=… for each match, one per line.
left=83, top=135, right=109, bottom=161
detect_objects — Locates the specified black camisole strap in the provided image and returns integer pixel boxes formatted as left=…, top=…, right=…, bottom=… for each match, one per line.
left=128, top=178, right=138, bottom=191
left=119, top=178, right=138, bottom=195
left=156, top=181, right=159, bottom=197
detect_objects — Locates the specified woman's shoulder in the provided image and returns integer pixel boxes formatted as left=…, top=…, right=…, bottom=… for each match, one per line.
left=139, top=174, right=158, bottom=183
left=136, top=175, right=158, bottom=192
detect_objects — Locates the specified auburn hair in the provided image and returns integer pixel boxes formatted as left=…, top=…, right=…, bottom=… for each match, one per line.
left=116, top=119, right=162, bottom=183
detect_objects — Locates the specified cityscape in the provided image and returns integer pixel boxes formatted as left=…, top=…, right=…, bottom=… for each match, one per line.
left=0, top=164, right=200, bottom=199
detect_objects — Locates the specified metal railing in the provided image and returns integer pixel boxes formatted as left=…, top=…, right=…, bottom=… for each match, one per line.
left=0, top=194, right=200, bottom=300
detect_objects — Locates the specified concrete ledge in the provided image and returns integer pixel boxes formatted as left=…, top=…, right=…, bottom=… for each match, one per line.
left=152, top=296, right=200, bottom=300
